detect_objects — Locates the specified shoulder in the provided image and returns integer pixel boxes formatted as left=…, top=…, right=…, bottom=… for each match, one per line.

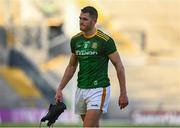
left=96, top=29, right=111, bottom=42
left=71, top=32, right=83, bottom=40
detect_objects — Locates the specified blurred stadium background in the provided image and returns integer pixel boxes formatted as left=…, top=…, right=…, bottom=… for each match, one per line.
left=0, top=0, right=180, bottom=127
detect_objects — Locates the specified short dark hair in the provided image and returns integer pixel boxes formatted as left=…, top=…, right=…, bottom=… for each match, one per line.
left=81, top=6, right=98, bottom=20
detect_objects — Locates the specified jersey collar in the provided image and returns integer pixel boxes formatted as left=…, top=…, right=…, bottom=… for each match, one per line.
left=83, top=29, right=97, bottom=39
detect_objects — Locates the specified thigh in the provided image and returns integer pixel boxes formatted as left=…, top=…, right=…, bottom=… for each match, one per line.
left=86, top=86, right=110, bottom=113
left=83, top=109, right=102, bottom=127
left=75, top=88, right=86, bottom=114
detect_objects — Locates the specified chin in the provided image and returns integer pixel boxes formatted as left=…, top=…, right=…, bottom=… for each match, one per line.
left=80, top=28, right=86, bottom=32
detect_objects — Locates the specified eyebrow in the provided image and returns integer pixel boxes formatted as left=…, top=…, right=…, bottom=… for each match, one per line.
left=79, top=17, right=88, bottom=20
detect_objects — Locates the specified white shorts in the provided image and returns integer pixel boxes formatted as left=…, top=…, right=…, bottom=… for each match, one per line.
left=75, top=86, right=110, bottom=115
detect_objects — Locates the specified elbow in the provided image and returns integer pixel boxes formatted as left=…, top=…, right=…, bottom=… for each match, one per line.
left=113, top=62, right=125, bottom=73
left=119, top=65, right=125, bottom=73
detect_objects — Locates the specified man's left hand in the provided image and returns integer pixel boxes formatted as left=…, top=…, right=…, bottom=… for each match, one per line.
left=118, top=94, right=129, bottom=109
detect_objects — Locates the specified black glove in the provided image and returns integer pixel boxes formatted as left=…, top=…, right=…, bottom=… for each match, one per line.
left=40, top=102, right=66, bottom=127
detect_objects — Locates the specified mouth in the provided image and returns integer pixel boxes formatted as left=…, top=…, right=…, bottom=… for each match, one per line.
left=80, top=24, right=87, bottom=31
left=80, top=25, right=86, bottom=30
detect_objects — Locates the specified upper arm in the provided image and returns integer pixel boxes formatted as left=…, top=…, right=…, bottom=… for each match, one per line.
left=104, top=37, right=117, bottom=56
left=108, top=51, right=124, bottom=68
left=69, top=53, right=78, bottom=68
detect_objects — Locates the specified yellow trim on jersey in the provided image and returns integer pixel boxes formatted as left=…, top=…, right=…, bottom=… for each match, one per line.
left=83, top=29, right=97, bottom=39
left=97, top=30, right=110, bottom=40
left=72, top=30, right=110, bottom=41
left=100, top=88, right=106, bottom=111
left=96, top=34, right=108, bottom=41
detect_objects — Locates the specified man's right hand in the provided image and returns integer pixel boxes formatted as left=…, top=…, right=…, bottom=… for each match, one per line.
left=55, top=89, right=63, bottom=103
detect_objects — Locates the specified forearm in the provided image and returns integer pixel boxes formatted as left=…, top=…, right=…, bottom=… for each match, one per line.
left=108, top=49, right=128, bottom=109
left=57, top=64, right=77, bottom=91
left=114, top=63, right=127, bottom=95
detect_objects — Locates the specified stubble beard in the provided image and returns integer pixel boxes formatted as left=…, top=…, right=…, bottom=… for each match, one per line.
left=80, top=22, right=94, bottom=33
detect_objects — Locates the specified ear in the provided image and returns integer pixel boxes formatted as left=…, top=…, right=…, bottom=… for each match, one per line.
left=92, top=19, right=97, bottom=25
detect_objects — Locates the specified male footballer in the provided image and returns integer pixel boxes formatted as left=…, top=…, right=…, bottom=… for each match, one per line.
left=55, top=6, right=128, bottom=127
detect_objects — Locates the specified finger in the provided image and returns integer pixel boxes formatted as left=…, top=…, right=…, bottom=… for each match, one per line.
left=55, top=97, right=60, bottom=103
left=57, top=96, right=62, bottom=102
left=120, top=104, right=125, bottom=109
left=120, top=105, right=123, bottom=109
left=120, top=102, right=128, bottom=109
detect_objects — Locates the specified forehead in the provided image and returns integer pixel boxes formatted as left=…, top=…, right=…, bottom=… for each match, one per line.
left=80, top=12, right=91, bottom=18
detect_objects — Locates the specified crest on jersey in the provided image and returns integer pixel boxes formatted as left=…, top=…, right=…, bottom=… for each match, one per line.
left=92, top=42, right=98, bottom=49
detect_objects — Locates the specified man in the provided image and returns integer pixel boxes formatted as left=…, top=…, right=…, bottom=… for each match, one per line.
left=55, top=6, right=128, bottom=127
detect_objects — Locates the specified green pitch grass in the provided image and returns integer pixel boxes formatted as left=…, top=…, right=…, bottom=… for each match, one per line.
left=0, top=122, right=180, bottom=128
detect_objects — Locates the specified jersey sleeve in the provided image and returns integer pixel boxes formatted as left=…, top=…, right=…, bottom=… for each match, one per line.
left=104, top=37, right=117, bottom=55
left=70, top=38, right=75, bottom=53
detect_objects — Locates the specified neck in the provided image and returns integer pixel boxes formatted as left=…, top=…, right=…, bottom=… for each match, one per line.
left=83, top=27, right=96, bottom=37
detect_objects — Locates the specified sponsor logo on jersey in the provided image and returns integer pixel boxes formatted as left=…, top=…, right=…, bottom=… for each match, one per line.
left=76, top=50, right=98, bottom=55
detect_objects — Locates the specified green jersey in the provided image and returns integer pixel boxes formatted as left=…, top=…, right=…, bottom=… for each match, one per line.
left=70, top=29, right=117, bottom=89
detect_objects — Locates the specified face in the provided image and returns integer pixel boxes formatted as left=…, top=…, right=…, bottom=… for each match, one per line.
left=79, top=12, right=96, bottom=32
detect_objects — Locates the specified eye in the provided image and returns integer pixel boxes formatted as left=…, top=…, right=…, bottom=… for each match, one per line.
left=79, top=17, right=88, bottom=21
left=83, top=18, right=88, bottom=21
